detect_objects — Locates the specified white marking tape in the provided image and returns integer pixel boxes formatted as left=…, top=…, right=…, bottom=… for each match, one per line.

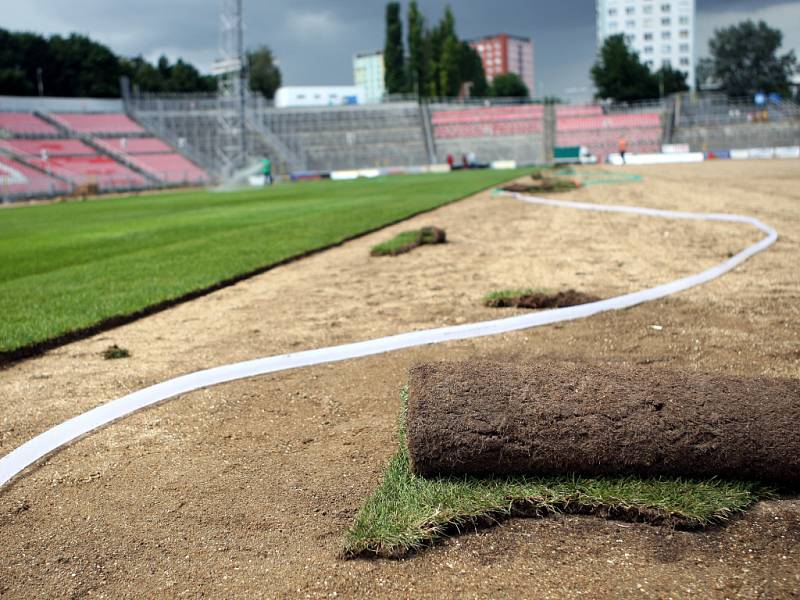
left=0, top=192, right=778, bottom=489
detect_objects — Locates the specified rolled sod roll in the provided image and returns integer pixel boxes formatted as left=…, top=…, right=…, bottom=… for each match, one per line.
left=407, top=361, right=800, bottom=484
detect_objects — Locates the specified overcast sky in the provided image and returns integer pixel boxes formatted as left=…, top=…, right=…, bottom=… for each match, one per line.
left=3, top=0, right=799, bottom=101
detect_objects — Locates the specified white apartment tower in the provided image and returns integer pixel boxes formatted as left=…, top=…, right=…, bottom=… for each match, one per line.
left=353, top=50, right=386, bottom=103
left=596, top=0, right=696, bottom=90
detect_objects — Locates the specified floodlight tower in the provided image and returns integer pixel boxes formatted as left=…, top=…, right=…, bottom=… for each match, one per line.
left=214, top=0, right=248, bottom=177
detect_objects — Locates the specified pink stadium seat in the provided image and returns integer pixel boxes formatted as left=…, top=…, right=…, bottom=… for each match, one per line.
left=96, top=137, right=173, bottom=155
left=0, top=138, right=96, bottom=157
left=432, top=105, right=545, bottom=139
left=0, top=112, right=60, bottom=136
left=556, top=105, right=605, bottom=118
left=0, top=155, right=70, bottom=196
left=130, top=153, right=210, bottom=184
left=50, top=113, right=145, bottom=134
left=27, top=155, right=148, bottom=188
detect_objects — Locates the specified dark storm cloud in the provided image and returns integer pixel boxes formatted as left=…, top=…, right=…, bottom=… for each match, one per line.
left=3, top=0, right=799, bottom=101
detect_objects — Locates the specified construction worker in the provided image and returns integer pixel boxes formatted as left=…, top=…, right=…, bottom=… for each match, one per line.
left=618, top=137, right=627, bottom=164
left=261, top=156, right=273, bottom=185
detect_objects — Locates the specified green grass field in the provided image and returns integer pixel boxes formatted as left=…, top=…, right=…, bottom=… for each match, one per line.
left=0, top=169, right=527, bottom=355
left=343, top=390, right=767, bottom=558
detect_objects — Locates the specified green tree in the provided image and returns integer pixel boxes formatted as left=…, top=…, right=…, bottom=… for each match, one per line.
left=406, top=1, right=427, bottom=95
left=384, top=2, right=406, bottom=94
left=489, top=72, right=529, bottom=98
left=707, top=20, right=797, bottom=97
left=247, top=46, right=281, bottom=99
left=48, top=34, right=121, bottom=97
left=654, top=65, right=689, bottom=96
left=591, top=34, right=658, bottom=101
left=459, top=42, right=488, bottom=97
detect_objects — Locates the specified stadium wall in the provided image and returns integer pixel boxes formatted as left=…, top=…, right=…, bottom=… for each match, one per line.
left=670, top=121, right=800, bottom=153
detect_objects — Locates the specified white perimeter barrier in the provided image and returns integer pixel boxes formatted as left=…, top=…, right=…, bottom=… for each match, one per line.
left=0, top=192, right=778, bottom=489
left=609, top=152, right=705, bottom=166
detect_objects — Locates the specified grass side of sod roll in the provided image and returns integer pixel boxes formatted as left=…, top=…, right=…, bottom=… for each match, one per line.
left=343, top=389, right=767, bottom=559
left=0, top=169, right=528, bottom=355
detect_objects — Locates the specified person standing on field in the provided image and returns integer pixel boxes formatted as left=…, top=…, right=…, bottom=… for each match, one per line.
left=261, top=157, right=273, bottom=185
left=618, top=137, right=627, bottom=164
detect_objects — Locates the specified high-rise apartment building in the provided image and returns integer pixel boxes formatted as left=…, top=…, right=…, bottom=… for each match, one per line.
left=596, top=0, right=696, bottom=90
left=469, top=34, right=535, bottom=96
left=353, top=50, right=386, bottom=103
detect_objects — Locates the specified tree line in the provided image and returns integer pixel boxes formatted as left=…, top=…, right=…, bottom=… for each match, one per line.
left=0, top=28, right=282, bottom=99
left=384, top=2, right=530, bottom=99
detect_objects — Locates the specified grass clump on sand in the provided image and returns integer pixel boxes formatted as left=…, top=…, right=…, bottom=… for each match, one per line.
left=502, top=170, right=580, bottom=194
left=370, top=226, right=446, bottom=257
left=102, top=344, right=130, bottom=360
left=343, top=389, right=767, bottom=559
left=482, top=288, right=539, bottom=307
left=482, top=288, right=600, bottom=309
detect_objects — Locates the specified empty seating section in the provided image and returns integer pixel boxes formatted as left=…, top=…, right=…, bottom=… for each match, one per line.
left=26, top=156, right=148, bottom=188
left=557, top=113, right=662, bottom=159
left=95, top=137, right=209, bottom=184
left=0, top=110, right=211, bottom=198
left=0, top=155, right=70, bottom=197
left=50, top=113, right=145, bottom=135
left=97, top=137, right=173, bottom=154
left=0, top=139, right=96, bottom=157
left=129, top=153, right=209, bottom=184
left=432, top=106, right=544, bottom=139
left=0, top=112, right=59, bottom=136
left=431, top=105, right=545, bottom=164
left=556, top=105, right=604, bottom=118
left=263, top=103, right=429, bottom=171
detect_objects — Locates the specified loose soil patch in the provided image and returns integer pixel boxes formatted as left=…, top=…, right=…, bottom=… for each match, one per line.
left=343, top=389, right=765, bottom=559
left=483, top=288, right=599, bottom=308
left=370, top=226, right=447, bottom=256
left=407, top=361, right=800, bottom=484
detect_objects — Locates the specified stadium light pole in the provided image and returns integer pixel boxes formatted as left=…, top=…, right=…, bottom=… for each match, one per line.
left=214, top=0, right=249, bottom=178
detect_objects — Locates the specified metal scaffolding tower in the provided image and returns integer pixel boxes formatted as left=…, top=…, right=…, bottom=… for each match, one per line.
left=214, top=0, right=248, bottom=177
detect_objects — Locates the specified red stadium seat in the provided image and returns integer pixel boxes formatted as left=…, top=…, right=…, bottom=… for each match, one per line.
left=96, top=137, right=174, bottom=155
left=0, top=155, right=70, bottom=196
left=27, top=155, right=148, bottom=189
left=129, top=153, right=210, bottom=184
left=50, top=113, right=145, bottom=135
left=0, top=112, right=59, bottom=136
left=0, top=138, right=96, bottom=157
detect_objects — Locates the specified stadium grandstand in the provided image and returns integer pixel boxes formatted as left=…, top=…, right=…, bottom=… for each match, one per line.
left=3, top=90, right=799, bottom=202
left=0, top=100, right=211, bottom=201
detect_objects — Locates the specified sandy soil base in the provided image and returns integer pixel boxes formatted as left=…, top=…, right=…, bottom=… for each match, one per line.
left=1, top=160, right=799, bottom=598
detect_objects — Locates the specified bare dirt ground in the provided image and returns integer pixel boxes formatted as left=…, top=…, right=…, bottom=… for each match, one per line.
left=1, top=160, right=798, bottom=599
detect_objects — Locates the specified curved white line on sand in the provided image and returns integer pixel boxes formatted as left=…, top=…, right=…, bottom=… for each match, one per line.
left=0, top=192, right=778, bottom=489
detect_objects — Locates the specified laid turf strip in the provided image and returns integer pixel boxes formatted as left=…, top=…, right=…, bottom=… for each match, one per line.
left=0, top=169, right=528, bottom=355
left=407, top=361, right=800, bottom=484
left=343, top=389, right=765, bottom=559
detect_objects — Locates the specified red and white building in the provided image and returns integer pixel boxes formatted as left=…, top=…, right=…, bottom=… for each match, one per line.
left=469, top=34, right=535, bottom=96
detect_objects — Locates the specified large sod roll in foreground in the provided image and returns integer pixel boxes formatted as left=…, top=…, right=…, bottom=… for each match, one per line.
left=407, top=361, right=800, bottom=484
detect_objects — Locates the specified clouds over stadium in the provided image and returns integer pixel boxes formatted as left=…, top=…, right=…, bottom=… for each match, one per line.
left=4, top=0, right=799, bottom=100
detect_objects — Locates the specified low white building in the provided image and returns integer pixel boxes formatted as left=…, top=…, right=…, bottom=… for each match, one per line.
left=353, top=50, right=386, bottom=103
left=273, top=86, right=365, bottom=108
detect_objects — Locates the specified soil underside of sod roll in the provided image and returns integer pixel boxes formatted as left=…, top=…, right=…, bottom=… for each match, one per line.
left=485, top=289, right=599, bottom=309
left=502, top=178, right=578, bottom=194
left=407, top=361, right=800, bottom=485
